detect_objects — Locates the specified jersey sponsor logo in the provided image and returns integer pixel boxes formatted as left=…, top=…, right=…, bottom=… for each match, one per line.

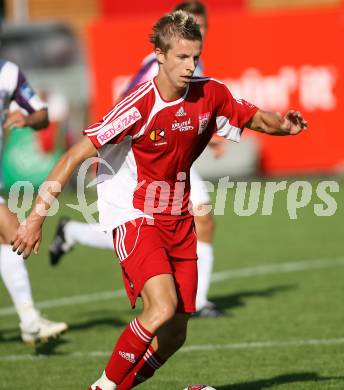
left=171, top=118, right=194, bottom=132
left=97, top=106, right=141, bottom=145
left=150, top=128, right=166, bottom=145
left=175, top=106, right=187, bottom=117
left=198, top=112, right=210, bottom=134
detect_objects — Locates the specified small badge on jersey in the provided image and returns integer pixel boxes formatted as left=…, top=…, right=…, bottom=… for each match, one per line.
left=198, top=112, right=210, bottom=134
left=150, top=128, right=167, bottom=145
left=97, top=106, right=142, bottom=145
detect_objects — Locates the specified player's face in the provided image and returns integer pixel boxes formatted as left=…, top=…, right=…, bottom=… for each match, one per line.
left=157, top=38, right=202, bottom=91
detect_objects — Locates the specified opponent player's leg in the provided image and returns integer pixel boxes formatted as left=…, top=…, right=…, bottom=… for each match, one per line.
left=190, top=167, right=222, bottom=317
left=90, top=273, right=178, bottom=390
left=0, top=202, right=67, bottom=344
left=49, top=219, right=113, bottom=266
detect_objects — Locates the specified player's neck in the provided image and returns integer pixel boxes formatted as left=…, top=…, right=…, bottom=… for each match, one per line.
left=154, top=74, right=186, bottom=102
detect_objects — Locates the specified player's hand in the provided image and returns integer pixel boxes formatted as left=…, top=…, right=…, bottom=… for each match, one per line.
left=11, top=219, right=42, bottom=260
left=3, top=110, right=28, bottom=130
left=280, top=110, right=308, bottom=135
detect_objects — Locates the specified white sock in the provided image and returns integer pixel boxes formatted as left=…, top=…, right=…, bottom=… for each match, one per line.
left=64, top=222, right=113, bottom=250
left=92, top=371, right=116, bottom=390
left=196, top=241, right=214, bottom=311
left=0, top=245, right=39, bottom=326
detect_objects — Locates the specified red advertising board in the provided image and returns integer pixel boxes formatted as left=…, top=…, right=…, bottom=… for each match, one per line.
left=87, top=7, right=344, bottom=174
left=99, top=0, right=246, bottom=17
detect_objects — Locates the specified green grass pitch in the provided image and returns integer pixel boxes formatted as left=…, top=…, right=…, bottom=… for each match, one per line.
left=0, top=180, right=344, bottom=389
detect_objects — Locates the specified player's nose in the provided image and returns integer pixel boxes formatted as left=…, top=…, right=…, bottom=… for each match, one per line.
left=186, top=58, right=196, bottom=73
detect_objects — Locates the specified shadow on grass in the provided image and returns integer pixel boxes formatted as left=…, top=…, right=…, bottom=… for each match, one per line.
left=210, top=284, right=297, bottom=314
left=0, top=312, right=125, bottom=352
left=0, top=328, right=22, bottom=343
left=0, top=330, right=68, bottom=355
left=34, top=337, right=69, bottom=355
left=215, top=372, right=344, bottom=389
left=68, top=315, right=127, bottom=332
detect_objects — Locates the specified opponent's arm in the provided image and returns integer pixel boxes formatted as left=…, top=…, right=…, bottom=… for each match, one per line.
left=246, top=109, right=308, bottom=136
left=3, top=108, right=49, bottom=131
left=12, top=136, right=97, bottom=259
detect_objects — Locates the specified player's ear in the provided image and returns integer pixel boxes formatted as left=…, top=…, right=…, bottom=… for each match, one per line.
left=155, top=48, right=166, bottom=65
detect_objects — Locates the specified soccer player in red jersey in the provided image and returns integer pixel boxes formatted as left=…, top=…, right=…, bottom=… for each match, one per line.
left=12, top=10, right=307, bottom=389
left=49, top=1, right=222, bottom=317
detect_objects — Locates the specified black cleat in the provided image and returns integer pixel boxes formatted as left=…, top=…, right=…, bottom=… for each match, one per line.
left=193, top=302, right=226, bottom=318
left=49, top=218, right=71, bottom=266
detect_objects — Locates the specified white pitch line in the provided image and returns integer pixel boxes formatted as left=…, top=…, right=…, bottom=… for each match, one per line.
left=1, top=256, right=344, bottom=317
left=1, top=337, right=344, bottom=362
left=211, top=256, right=344, bottom=282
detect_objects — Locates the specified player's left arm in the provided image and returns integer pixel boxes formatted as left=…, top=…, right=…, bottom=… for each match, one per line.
left=3, top=108, right=48, bottom=131
left=246, top=109, right=308, bottom=136
left=3, top=68, right=49, bottom=131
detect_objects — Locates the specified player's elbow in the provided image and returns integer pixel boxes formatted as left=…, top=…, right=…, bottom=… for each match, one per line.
left=33, top=109, right=49, bottom=130
left=41, top=114, right=49, bottom=129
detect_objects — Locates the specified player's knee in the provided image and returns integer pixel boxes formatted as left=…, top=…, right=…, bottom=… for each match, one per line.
left=0, top=214, right=18, bottom=244
left=157, top=300, right=178, bottom=324
left=149, top=299, right=178, bottom=328
left=1, top=227, right=16, bottom=244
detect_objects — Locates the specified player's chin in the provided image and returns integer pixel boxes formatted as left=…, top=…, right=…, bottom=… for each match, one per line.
left=179, top=77, right=191, bottom=86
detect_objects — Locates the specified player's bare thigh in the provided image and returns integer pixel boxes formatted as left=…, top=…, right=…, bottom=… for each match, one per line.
left=0, top=204, right=20, bottom=244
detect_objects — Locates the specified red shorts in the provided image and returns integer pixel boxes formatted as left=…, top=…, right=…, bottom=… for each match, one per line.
left=113, top=217, right=197, bottom=313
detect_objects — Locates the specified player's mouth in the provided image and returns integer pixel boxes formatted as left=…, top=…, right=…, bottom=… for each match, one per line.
left=181, top=76, right=192, bottom=82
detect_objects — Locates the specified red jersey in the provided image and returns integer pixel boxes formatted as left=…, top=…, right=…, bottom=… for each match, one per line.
left=84, top=77, right=258, bottom=231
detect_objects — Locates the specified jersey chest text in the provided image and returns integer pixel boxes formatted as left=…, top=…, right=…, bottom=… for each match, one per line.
left=143, top=105, right=211, bottom=150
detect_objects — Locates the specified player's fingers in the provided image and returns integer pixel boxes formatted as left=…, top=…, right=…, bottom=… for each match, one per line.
left=33, top=240, right=41, bottom=255
left=23, top=245, right=33, bottom=260
left=11, top=237, right=22, bottom=252
left=15, top=242, right=27, bottom=256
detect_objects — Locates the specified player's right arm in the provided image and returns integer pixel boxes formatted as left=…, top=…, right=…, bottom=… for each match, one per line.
left=11, top=137, right=97, bottom=259
left=12, top=81, right=151, bottom=259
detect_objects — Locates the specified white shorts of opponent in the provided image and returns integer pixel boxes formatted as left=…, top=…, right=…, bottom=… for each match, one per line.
left=0, top=195, right=5, bottom=205
left=190, top=166, right=210, bottom=207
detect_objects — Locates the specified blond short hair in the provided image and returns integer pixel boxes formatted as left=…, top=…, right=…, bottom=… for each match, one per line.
left=150, top=10, right=202, bottom=52
left=174, top=1, right=207, bottom=26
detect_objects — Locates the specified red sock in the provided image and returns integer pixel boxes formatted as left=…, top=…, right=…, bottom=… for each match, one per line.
left=117, top=345, right=165, bottom=390
left=105, top=318, right=153, bottom=385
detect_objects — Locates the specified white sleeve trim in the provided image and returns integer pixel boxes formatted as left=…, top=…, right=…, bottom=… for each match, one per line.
left=216, top=115, right=242, bottom=142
